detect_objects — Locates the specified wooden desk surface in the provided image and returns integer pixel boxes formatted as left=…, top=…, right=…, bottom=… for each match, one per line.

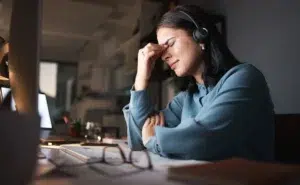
left=33, top=144, right=300, bottom=185
left=33, top=144, right=206, bottom=185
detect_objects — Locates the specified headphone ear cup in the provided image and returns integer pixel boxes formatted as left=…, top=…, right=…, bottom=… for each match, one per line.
left=193, top=29, right=202, bottom=43
left=193, top=28, right=208, bottom=43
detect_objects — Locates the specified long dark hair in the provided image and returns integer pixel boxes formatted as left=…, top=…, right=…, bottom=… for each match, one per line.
left=0, top=36, right=9, bottom=78
left=157, top=5, right=241, bottom=93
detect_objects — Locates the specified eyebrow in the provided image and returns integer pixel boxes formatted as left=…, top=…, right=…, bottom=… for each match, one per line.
left=161, top=37, right=175, bottom=45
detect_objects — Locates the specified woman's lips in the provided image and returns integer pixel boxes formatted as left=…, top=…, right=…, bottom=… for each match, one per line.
left=170, top=60, right=178, bottom=70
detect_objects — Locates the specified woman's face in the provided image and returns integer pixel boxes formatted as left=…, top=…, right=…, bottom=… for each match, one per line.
left=157, top=27, right=203, bottom=77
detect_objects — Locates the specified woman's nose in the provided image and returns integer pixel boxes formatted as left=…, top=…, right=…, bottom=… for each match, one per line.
left=162, top=52, right=171, bottom=62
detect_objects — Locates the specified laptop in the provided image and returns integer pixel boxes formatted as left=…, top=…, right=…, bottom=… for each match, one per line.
left=0, top=87, right=53, bottom=137
left=1, top=87, right=82, bottom=145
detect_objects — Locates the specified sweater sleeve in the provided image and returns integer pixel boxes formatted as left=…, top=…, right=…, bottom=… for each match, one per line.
left=122, top=88, right=186, bottom=151
left=152, top=65, right=274, bottom=160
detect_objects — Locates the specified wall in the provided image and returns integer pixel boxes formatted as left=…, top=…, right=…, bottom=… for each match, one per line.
left=39, top=62, right=58, bottom=98
left=56, top=64, right=77, bottom=108
left=179, top=0, right=300, bottom=113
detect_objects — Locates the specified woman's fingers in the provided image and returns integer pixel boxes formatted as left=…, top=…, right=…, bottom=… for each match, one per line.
left=159, top=112, right=165, bottom=126
left=146, top=112, right=165, bottom=127
left=146, top=51, right=156, bottom=61
left=143, top=118, right=150, bottom=128
left=142, top=43, right=168, bottom=59
left=136, top=43, right=169, bottom=82
left=155, top=114, right=160, bottom=126
left=149, top=115, right=156, bottom=126
left=144, top=49, right=162, bottom=62
left=145, top=43, right=166, bottom=52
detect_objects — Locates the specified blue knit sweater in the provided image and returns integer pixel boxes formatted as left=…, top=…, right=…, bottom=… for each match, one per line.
left=123, top=63, right=275, bottom=161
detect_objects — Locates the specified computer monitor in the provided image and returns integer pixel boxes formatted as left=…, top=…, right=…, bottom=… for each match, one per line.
left=1, top=87, right=52, bottom=129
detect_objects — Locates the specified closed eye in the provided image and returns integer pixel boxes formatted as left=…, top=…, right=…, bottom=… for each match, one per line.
left=168, top=40, right=175, bottom=47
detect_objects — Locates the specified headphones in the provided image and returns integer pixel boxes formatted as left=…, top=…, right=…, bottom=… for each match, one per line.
left=179, top=10, right=208, bottom=43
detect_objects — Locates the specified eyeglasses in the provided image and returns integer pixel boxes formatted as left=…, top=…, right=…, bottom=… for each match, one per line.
left=100, top=144, right=153, bottom=169
left=39, top=143, right=153, bottom=178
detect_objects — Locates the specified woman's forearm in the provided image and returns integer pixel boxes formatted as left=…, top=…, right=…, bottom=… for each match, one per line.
left=134, top=75, right=148, bottom=91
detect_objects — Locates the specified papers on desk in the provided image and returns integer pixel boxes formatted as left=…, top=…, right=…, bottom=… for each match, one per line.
left=35, top=142, right=209, bottom=185
left=59, top=144, right=146, bottom=177
left=60, top=145, right=122, bottom=163
left=59, top=143, right=208, bottom=171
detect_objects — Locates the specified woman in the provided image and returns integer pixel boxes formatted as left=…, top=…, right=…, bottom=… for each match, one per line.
left=123, top=5, right=274, bottom=161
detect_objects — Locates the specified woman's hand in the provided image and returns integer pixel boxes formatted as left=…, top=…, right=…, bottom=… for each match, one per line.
left=134, top=43, right=168, bottom=90
left=142, top=112, right=165, bottom=145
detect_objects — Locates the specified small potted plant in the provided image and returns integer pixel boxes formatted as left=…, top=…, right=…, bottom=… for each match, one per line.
left=69, top=119, right=81, bottom=137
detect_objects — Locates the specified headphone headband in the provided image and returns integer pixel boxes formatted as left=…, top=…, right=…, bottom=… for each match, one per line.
left=179, top=10, right=208, bottom=43
left=179, top=10, right=200, bottom=29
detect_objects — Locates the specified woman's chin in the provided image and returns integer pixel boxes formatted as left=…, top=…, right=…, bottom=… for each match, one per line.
left=174, top=69, right=186, bottom=77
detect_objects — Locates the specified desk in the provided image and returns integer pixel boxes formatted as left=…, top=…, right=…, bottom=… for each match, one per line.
left=33, top=143, right=300, bottom=185
left=34, top=141, right=208, bottom=185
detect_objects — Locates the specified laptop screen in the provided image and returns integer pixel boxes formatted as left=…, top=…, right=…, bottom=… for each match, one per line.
left=1, top=87, right=52, bottom=129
